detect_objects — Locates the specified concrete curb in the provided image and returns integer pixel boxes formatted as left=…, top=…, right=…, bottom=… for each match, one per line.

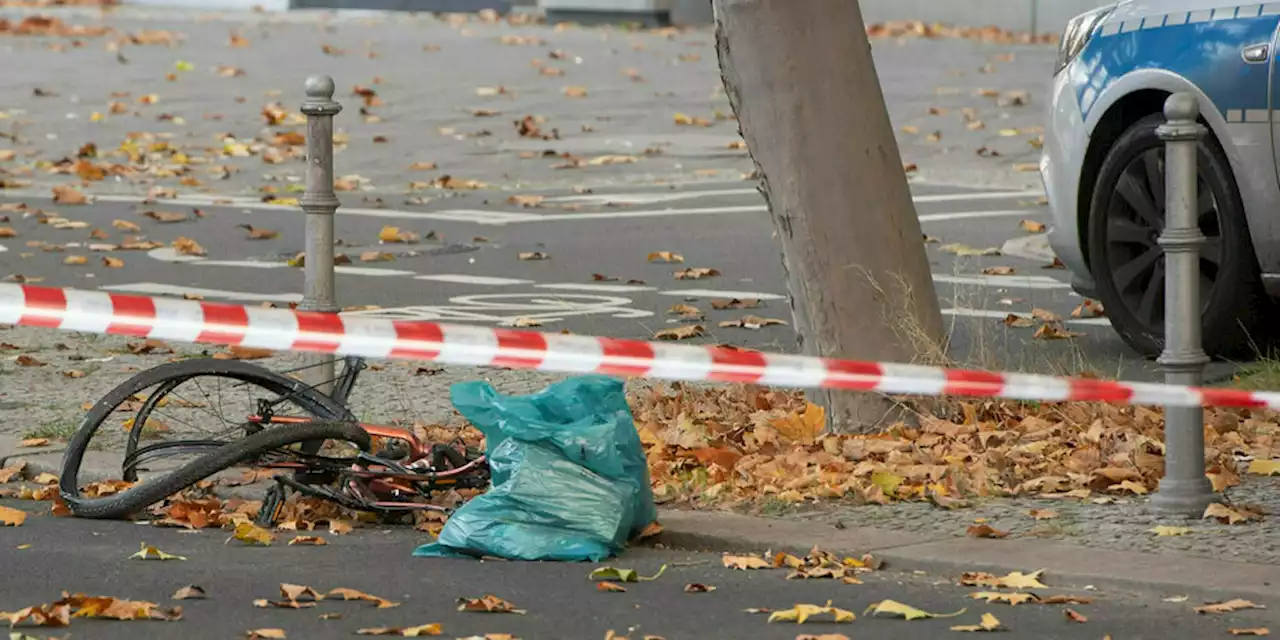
left=653, top=510, right=1280, bottom=600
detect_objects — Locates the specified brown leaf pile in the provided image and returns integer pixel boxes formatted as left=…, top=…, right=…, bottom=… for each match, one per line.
left=632, top=383, right=1264, bottom=508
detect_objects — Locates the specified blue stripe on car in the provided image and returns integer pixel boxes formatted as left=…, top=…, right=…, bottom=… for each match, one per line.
left=1076, top=7, right=1279, bottom=120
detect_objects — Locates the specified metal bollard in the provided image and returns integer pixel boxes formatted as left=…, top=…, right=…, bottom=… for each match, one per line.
left=1149, top=93, right=1214, bottom=516
left=299, top=75, right=342, bottom=396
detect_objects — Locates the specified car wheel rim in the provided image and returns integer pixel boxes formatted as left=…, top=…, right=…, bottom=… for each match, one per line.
left=1103, top=147, right=1223, bottom=330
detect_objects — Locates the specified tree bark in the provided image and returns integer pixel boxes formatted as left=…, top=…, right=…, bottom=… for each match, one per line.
left=712, top=0, right=945, bottom=433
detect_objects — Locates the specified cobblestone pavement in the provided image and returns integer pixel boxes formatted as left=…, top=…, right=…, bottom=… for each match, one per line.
left=3, top=323, right=1279, bottom=569
left=782, top=475, right=1280, bottom=567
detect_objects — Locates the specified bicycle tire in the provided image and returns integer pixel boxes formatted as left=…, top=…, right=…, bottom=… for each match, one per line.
left=65, top=358, right=353, bottom=482
left=61, top=421, right=372, bottom=519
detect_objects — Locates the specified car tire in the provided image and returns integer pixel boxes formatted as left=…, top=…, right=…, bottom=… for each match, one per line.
left=1086, top=113, right=1267, bottom=358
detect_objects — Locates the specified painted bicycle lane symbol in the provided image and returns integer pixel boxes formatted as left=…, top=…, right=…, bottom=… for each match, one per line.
left=341, top=293, right=654, bottom=325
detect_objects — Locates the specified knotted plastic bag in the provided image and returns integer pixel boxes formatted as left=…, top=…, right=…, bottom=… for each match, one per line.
left=413, top=375, right=657, bottom=562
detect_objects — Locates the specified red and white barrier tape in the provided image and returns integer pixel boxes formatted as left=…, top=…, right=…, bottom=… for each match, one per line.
left=0, top=283, right=1273, bottom=409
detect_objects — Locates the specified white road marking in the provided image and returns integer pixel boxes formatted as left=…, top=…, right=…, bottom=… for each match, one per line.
left=342, top=293, right=654, bottom=323
left=543, top=188, right=758, bottom=206
left=524, top=205, right=767, bottom=223
left=509, top=206, right=1045, bottom=225
left=932, top=274, right=1071, bottom=290
left=414, top=274, right=535, bottom=286
left=0, top=244, right=6, bottom=253
left=543, top=188, right=1043, bottom=207
left=942, top=307, right=1110, bottom=326
left=201, top=260, right=291, bottom=269
left=535, top=283, right=658, bottom=293
left=918, top=209, right=1046, bottom=223
left=146, top=247, right=206, bottom=263
left=912, top=190, right=1044, bottom=203
left=334, top=266, right=418, bottom=277
left=99, top=282, right=304, bottom=303
left=658, top=289, right=788, bottom=300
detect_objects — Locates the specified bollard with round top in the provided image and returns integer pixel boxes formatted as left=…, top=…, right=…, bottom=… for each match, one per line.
left=298, top=75, right=342, bottom=397
left=1150, top=93, right=1214, bottom=516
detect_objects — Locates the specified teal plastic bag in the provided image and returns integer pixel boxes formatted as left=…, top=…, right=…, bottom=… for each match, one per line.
left=413, top=375, right=657, bottom=562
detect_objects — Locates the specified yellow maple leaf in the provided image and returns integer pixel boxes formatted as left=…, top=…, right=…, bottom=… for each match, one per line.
left=951, top=612, right=1004, bottom=632
left=1247, top=459, right=1280, bottom=476
left=864, top=599, right=965, bottom=620
left=768, top=601, right=855, bottom=624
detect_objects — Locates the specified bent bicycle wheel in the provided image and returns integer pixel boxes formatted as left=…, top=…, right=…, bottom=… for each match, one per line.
left=61, top=420, right=372, bottom=519
left=64, top=358, right=354, bottom=487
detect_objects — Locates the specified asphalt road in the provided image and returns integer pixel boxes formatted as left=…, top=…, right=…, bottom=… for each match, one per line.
left=0, top=178, right=1219, bottom=382
left=0, top=6, right=1232, bottom=382
left=2, top=499, right=1272, bottom=639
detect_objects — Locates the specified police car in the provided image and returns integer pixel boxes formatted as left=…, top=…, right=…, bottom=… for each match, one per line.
left=1043, top=0, right=1280, bottom=357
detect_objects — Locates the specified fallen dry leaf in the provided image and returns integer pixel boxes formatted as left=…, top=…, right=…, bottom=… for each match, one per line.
left=1028, top=509, right=1057, bottom=520
left=683, top=583, right=716, bottom=593
left=241, top=225, right=279, bottom=240
left=507, top=195, right=544, bottom=208
left=969, top=591, right=1035, bottom=606
left=711, top=298, right=760, bottom=310
left=1071, top=299, right=1105, bottom=318
left=674, top=267, right=720, bottom=280
left=654, top=325, right=705, bottom=341
left=1203, top=502, right=1263, bottom=525
left=864, top=599, right=965, bottom=620
left=1034, top=324, right=1083, bottom=340
left=1195, top=599, right=1266, bottom=614
left=1064, top=608, right=1088, bottom=623
left=457, top=595, right=526, bottom=614
left=768, top=601, right=856, bottom=624
left=0, top=505, right=26, bottom=526
left=378, top=226, right=419, bottom=244
left=1039, top=595, right=1094, bottom=605
left=15, top=355, right=44, bottom=367
left=1149, top=525, right=1192, bottom=537
left=143, top=210, right=186, bottom=223
left=1020, top=219, right=1046, bottom=233
left=1247, top=459, right=1280, bottom=475
left=101, top=256, right=124, bottom=268
left=19, top=437, right=49, bottom=447
left=718, top=315, right=787, bottom=330
left=172, top=237, right=205, bottom=256
left=171, top=585, right=206, bottom=600
left=981, top=266, right=1016, bottom=276
left=647, top=251, right=685, bottom=263
left=327, top=587, right=399, bottom=608
left=130, top=542, right=186, bottom=561
left=288, top=535, right=327, bottom=546
left=951, top=612, right=1004, bottom=632
left=229, top=521, right=275, bottom=546
left=52, top=185, right=87, bottom=204
left=62, top=255, right=88, bottom=266
left=596, top=582, right=627, bottom=593
left=0, top=462, right=26, bottom=483
left=518, top=251, right=549, bottom=261
left=247, top=629, right=286, bottom=639
left=959, top=569, right=1046, bottom=589
left=723, top=554, right=772, bottom=570
left=965, top=524, right=1008, bottom=539
left=356, top=624, right=443, bottom=636
left=1229, top=629, right=1271, bottom=636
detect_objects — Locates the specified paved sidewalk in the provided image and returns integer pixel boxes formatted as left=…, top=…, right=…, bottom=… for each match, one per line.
left=6, top=421, right=1280, bottom=604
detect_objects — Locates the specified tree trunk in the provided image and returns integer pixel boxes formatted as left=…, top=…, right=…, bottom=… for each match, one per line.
left=712, top=0, right=945, bottom=433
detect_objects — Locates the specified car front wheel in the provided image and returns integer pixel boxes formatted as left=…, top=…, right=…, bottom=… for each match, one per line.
left=1086, top=113, right=1267, bottom=358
